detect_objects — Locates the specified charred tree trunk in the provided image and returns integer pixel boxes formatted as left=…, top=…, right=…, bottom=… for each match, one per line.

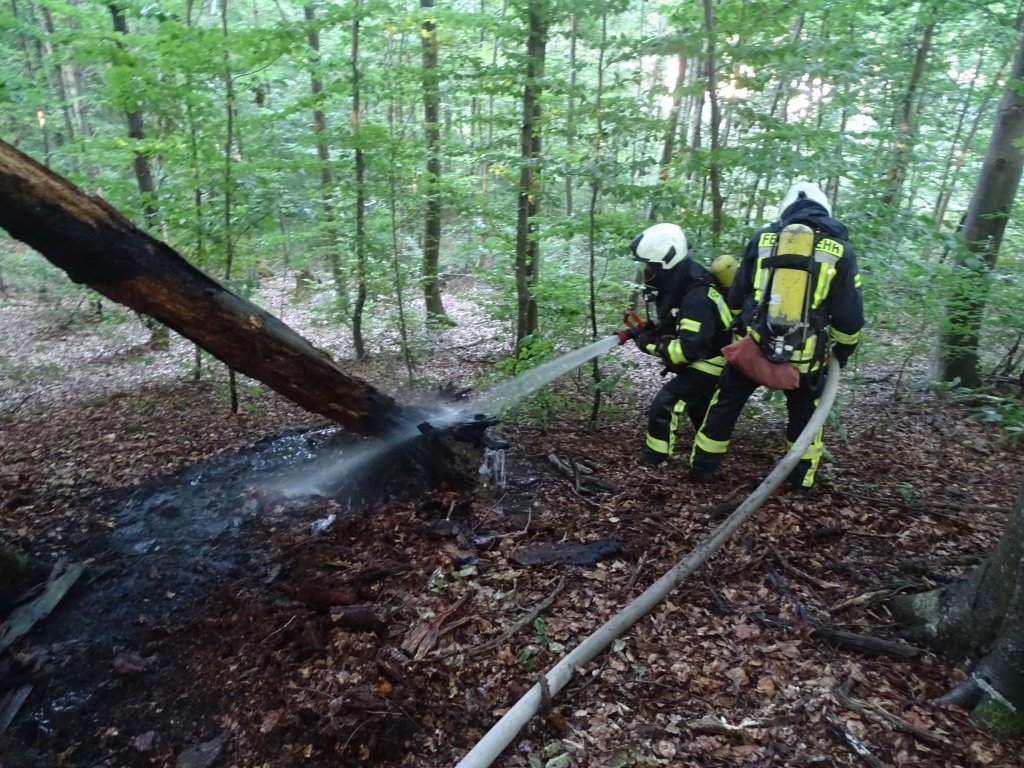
left=0, top=139, right=402, bottom=436
left=892, top=475, right=1024, bottom=735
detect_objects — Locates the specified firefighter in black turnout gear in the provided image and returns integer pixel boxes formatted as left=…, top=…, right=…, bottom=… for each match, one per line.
left=629, top=223, right=737, bottom=466
left=690, top=182, right=864, bottom=489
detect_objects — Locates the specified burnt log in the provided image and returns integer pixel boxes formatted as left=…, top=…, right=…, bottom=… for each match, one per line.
left=0, top=139, right=401, bottom=436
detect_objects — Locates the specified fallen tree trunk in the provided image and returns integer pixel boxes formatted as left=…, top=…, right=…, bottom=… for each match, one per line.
left=0, top=140, right=401, bottom=436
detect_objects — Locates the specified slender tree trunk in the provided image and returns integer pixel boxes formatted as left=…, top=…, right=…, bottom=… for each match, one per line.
left=687, top=68, right=703, bottom=186
left=386, top=43, right=415, bottom=384
left=420, top=0, right=451, bottom=327
left=40, top=6, right=75, bottom=146
left=351, top=4, right=367, bottom=359
left=304, top=3, right=347, bottom=315
left=893, top=475, right=1024, bottom=734
left=220, top=0, right=239, bottom=411
left=648, top=52, right=686, bottom=223
left=937, top=30, right=1024, bottom=388
left=565, top=12, right=577, bottom=218
left=514, top=0, right=547, bottom=345
left=701, top=0, right=723, bottom=237
left=21, top=1, right=53, bottom=163
left=881, top=8, right=936, bottom=210
left=933, top=49, right=1010, bottom=230
left=110, top=3, right=168, bottom=351
left=478, top=0, right=506, bottom=271
left=185, top=0, right=205, bottom=380
left=586, top=1, right=608, bottom=429
left=108, top=5, right=157, bottom=230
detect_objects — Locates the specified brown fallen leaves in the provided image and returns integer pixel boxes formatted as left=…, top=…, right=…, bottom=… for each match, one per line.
left=2, top=292, right=1023, bottom=767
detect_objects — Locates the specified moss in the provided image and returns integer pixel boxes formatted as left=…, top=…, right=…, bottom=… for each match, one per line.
left=973, top=697, right=1024, bottom=737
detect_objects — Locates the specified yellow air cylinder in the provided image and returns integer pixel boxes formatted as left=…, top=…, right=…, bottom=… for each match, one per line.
left=768, top=223, right=814, bottom=326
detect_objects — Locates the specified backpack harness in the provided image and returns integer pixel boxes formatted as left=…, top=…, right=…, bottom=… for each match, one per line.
left=750, top=223, right=843, bottom=369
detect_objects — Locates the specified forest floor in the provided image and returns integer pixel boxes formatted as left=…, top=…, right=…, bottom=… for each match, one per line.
left=1, top=273, right=1023, bottom=768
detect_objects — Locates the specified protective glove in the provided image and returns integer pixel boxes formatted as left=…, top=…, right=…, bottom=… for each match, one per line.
left=633, top=326, right=664, bottom=356
left=831, top=343, right=854, bottom=369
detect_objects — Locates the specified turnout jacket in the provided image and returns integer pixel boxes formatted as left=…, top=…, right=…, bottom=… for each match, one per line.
left=646, top=259, right=734, bottom=377
left=729, top=199, right=864, bottom=372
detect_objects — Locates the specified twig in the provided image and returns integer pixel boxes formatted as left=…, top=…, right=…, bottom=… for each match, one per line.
left=829, top=589, right=893, bottom=614
left=811, top=627, right=920, bottom=659
left=833, top=677, right=957, bottom=751
left=548, top=453, right=617, bottom=495
left=685, top=713, right=802, bottom=738
left=897, top=553, right=983, bottom=574
left=702, top=567, right=732, bottom=615
left=455, top=578, right=566, bottom=660
left=625, top=554, right=646, bottom=593
left=767, top=543, right=841, bottom=590
left=765, top=566, right=817, bottom=624
left=825, top=714, right=885, bottom=768
left=261, top=614, right=298, bottom=643
left=767, top=567, right=919, bottom=658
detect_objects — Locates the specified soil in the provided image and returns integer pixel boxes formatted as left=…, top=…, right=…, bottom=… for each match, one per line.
left=1, top=276, right=1023, bottom=768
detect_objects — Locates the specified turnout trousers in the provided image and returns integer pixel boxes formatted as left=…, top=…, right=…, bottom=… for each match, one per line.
left=644, top=368, right=720, bottom=458
left=691, top=364, right=826, bottom=488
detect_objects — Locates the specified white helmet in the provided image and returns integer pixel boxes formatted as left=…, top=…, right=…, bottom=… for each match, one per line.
left=631, top=223, right=688, bottom=271
left=778, top=181, right=831, bottom=219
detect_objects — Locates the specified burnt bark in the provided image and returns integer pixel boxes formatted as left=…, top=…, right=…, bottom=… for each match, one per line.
left=892, top=475, right=1024, bottom=735
left=0, top=139, right=402, bottom=436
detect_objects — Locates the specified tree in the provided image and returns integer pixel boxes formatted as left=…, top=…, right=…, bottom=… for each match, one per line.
left=893, top=474, right=1024, bottom=735
left=514, top=0, right=548, bottom=346
left=937, top=29, right=1024, bottom=388
left=304, top=2, right=347, bottom=315
left=880, top=5, right=937, bottom=212
left=109, top=3, right=157, bottom=228
left=0, top=139, right=402, bottom=435
left=109, top=2, right=169, bottom=349
left=349, top=0, right=370, bottom=361
left=700, top=0, right=724, bottom=236
left=420, top=0, right=451, bottom=327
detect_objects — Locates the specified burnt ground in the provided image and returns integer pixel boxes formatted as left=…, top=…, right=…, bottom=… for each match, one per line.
left=1, top=278, right=1023, bottom=768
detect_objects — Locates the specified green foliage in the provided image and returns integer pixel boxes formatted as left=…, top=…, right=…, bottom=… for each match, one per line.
left=975, top=395, right=1024, bottom=443
left=0, top=0, right=1021, bottom=432
left=0, top=356, right=63, bottom=385
left=495, top=335, right=556, bottom=377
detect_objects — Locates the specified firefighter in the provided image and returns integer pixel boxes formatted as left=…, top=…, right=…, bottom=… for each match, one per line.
left=629, top=222, right=737, bottom=466
left=690, top=181, right=864, bottom=490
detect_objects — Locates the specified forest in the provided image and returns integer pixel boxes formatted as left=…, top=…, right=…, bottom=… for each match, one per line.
left=2, top=0, right=1024, bottom=766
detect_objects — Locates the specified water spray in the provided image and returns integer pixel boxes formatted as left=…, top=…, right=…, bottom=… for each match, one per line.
left=269, top=326, right=635, bottom=498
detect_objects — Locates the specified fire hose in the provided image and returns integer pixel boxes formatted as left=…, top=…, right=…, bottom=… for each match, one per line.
left=454, top=358, right=842, bottom=768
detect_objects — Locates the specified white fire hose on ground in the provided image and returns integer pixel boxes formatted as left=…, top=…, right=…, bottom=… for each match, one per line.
left=454, top=358, right=842, bottom=768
